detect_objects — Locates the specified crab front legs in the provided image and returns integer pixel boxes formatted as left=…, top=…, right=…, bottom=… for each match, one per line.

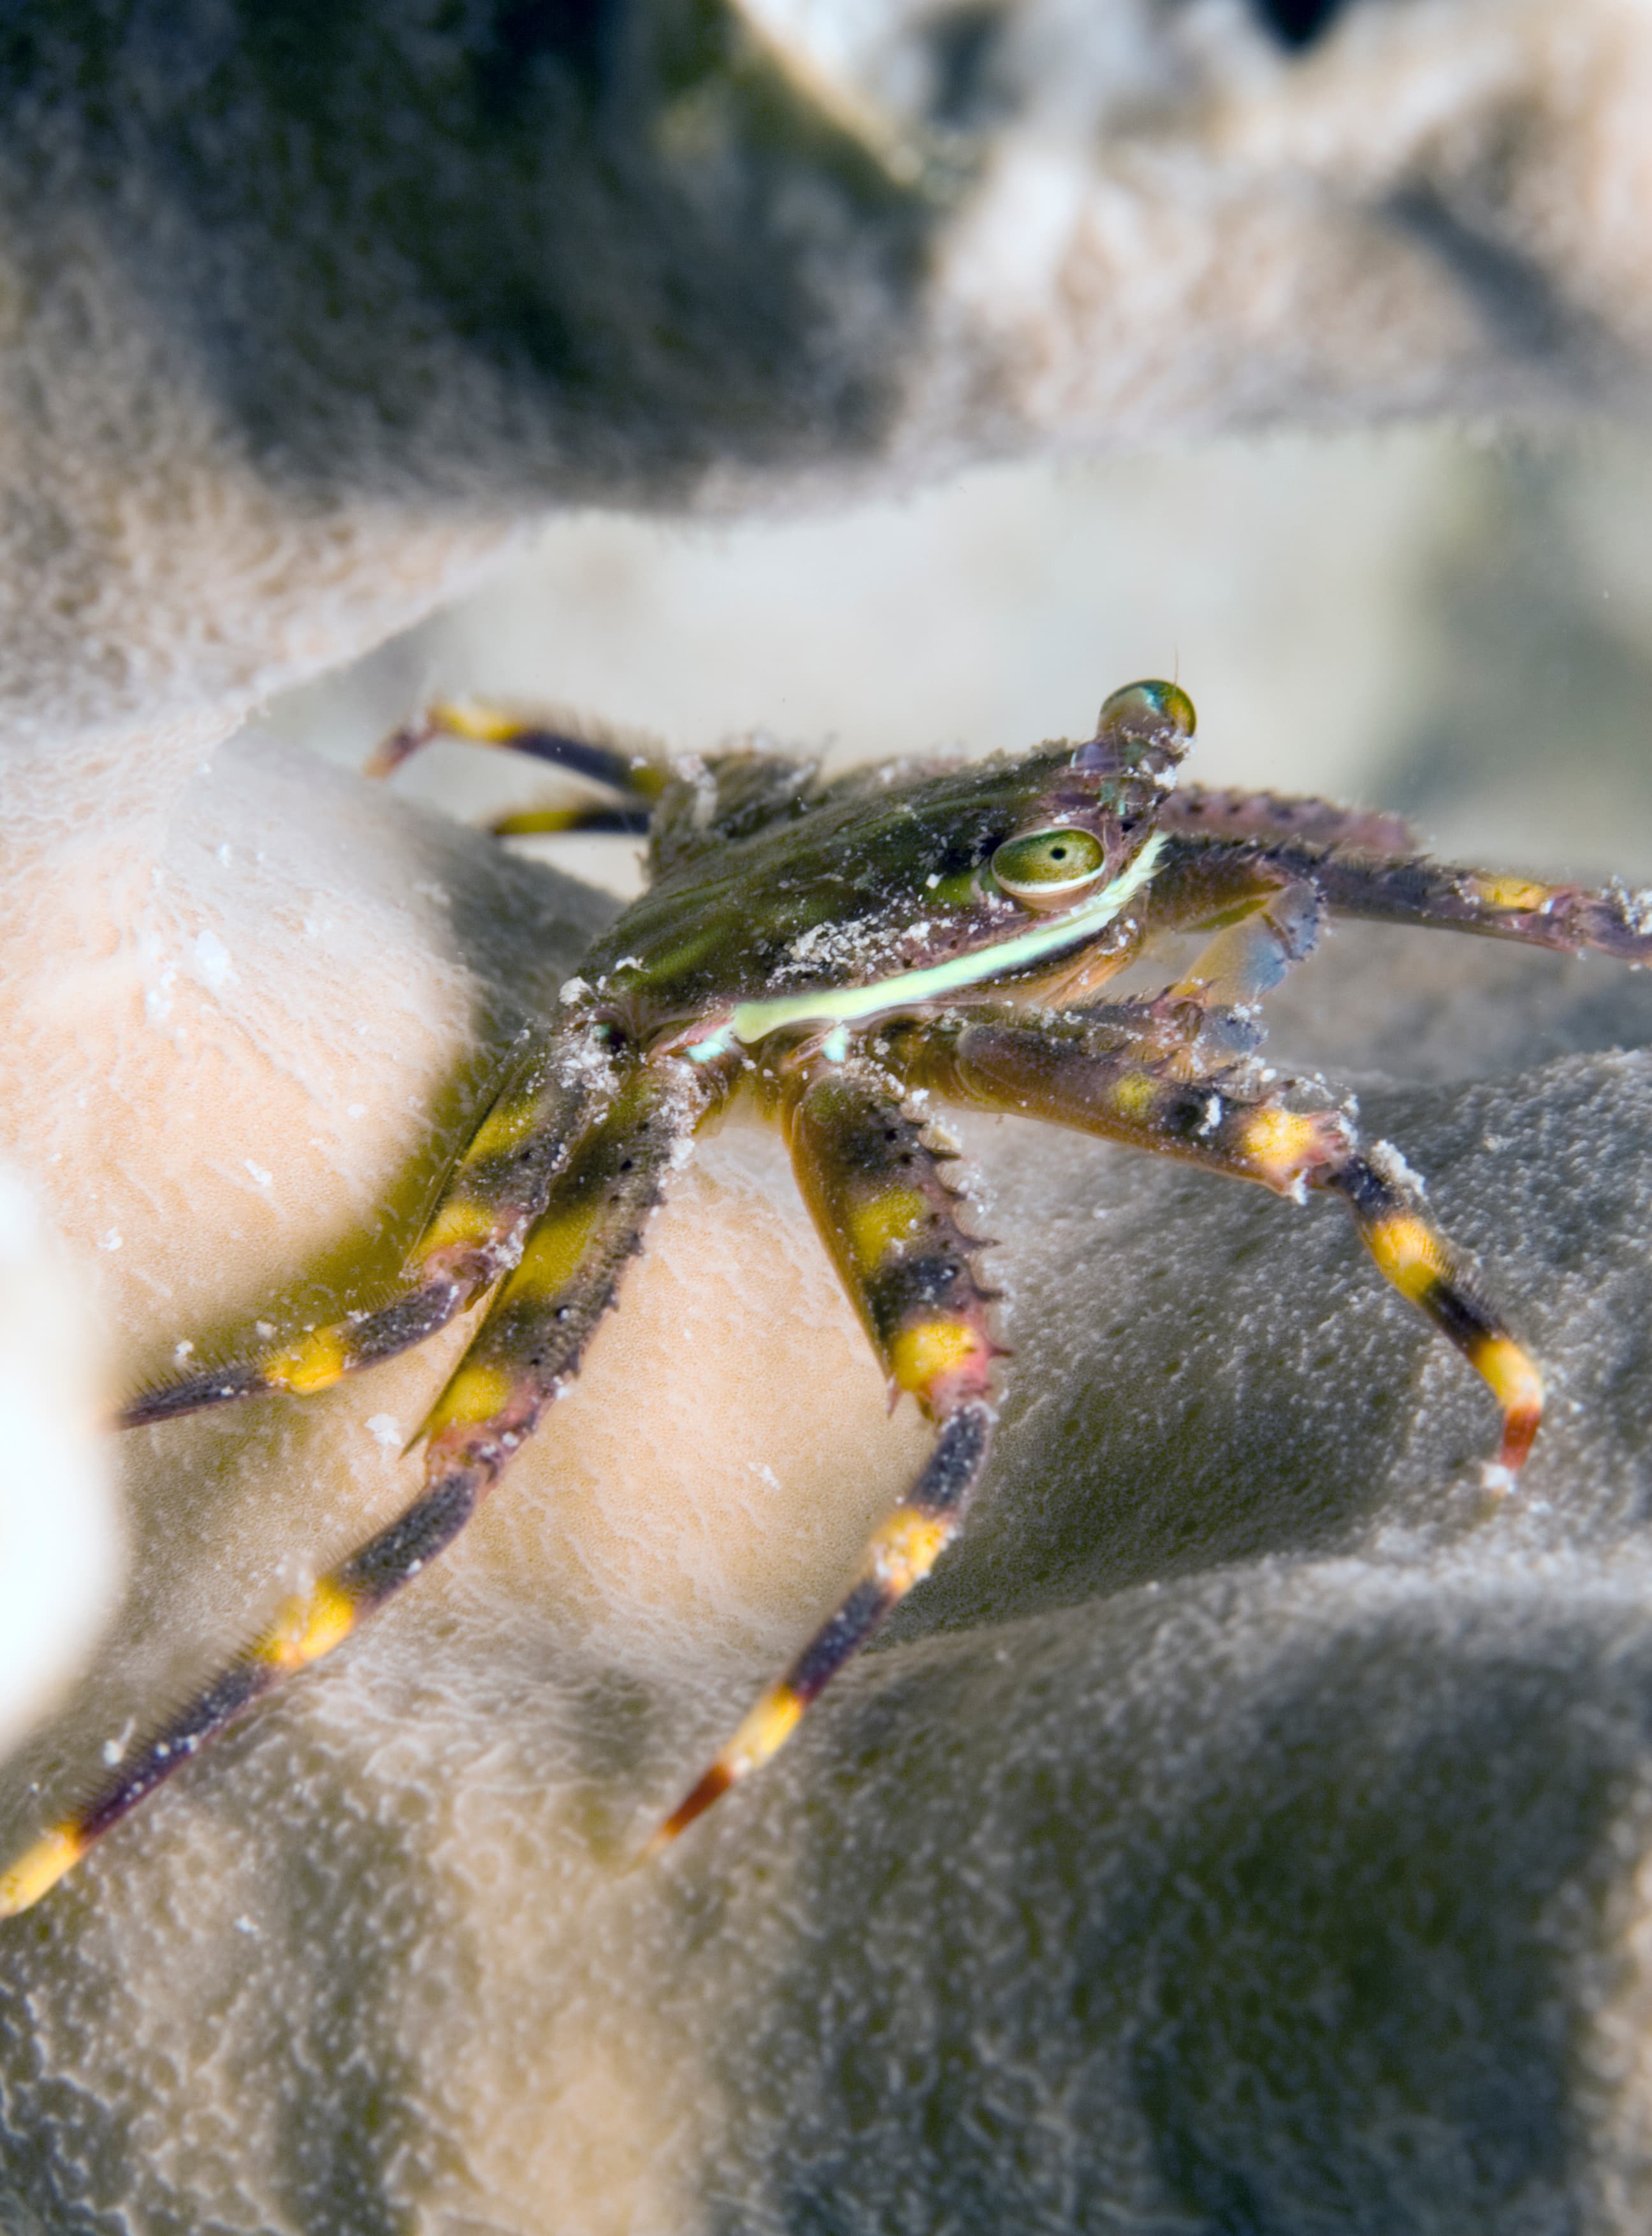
left=122, top=1036, right=596, bottom=1427
left=0, top=1057, right=710, bottom=1916
left=889, top=1011, right=1542, bottom=1476
left=655, top=1059, right=998, bottom=1845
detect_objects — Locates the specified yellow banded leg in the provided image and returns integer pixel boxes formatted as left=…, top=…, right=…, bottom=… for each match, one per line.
left=921, top=1017, right=1354, bottom=1200
left=892, top=1013, right=1543, bottom=1476
left=653, top=1061, right=1000, bottom=1847
left=366, top=699, right=669, bottom=802
left=119, top=1035, right=601, bottom=1428
left=0, top=1476, right=480, bottom=1919
left=1326, top=1159, right=1543, bottom=1474
left=785, top=1061, right=1001, bottom=1418
left=414, top=1061, right=702, bottom=1464
left=1145, top=817, right=1652, bottom=969
left=1247, top=839, right=1652, bottom=968
left=1, top=1063, right=707, bottom=1918
left=489, top=802, right=653, bottom=838
left=654, top=1401, right=993, bottom=1848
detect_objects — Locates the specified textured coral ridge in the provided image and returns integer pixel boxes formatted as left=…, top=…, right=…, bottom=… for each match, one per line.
left=7, top=725, right=1652, bottom=2231
left=5, top=0, right=1652, bottom=743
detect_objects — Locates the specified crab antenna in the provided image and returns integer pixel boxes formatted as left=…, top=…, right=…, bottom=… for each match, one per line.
left=1072, top=679, right=1196, bottom=784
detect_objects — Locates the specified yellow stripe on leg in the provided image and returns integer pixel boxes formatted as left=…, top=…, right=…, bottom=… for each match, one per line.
left=648, top=1685, right=806, bottom=1851
left=1470, top=1333, right=1545, bottom=1470
left=415, top=1191, right=507, bottom=1259
left=1464, top=874, right=1552, bottom=915
left=889, top=1319, right=988, bottom=1402
left=1237, top=1108, right=1338, bottom=1189
left=424, top=1361, right=517, bottom=1439
left=254, top=1578, right=359, bottom=1671
left=844, top=1186, right=926, bottom=1274
left=264, top=1325, right=352, bottom=1396
left=0, top=1826, right=85, bottom=1917
left=1361, top=1210, right=1451, bottom=1303
left=867, top=1508, right=952, bottom=1595
left=491, top=808, right=588, bottom=836
left=463, top=1091, right=555, bottom=1163
left=1106, top=1070, right=1159, bottom=1121
left=721, top=1685, right=807, bottom=1779
left=428, top=699, right=528, bottom=745
left=503, top=1200, right=603, bottom=1302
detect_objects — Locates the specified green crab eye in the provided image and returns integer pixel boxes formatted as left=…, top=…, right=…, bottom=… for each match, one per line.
left=1097, top=679, right=1196, bottom=744
left=1073, top=679, right=1196, bottom=779
left=990, top=826, right=1108, bottom=904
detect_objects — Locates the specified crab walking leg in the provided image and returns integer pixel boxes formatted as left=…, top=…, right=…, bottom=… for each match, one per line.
left=489, top=802, right=653, bottom=838
left=889, top=1015, right=1542, bottom=1470
left=654, top=1062, right=998, bottom=1846
left=1302, top=847, right=1652, bottom=965
left=1163, top=832, right=1652, bottom=966
left=367, top=699, right=669, bottom=801
left=887, top=1012, right=1353, bottom=1196
left=1321, top=1158, right=1543, bottom=1473
left=120, top=1035, right=604, bottom=1426
left=0, top=1063, right=707, bottom=1918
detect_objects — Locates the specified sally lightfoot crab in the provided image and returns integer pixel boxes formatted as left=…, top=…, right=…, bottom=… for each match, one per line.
left=6, top=678, right=1648, bottom=1915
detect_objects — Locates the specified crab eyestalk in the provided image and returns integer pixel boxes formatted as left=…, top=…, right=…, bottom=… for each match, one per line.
left=1073, top=679, right=1196, bottom=785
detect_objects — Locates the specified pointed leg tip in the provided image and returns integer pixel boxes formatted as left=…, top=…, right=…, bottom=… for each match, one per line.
left=117, top=1363, right=268, bottom=1428
left=650, top=1765, right=735, bottom=1855
left=1479, top=1459, right=1517, bottom=1500
left=363, top=722, right=434, bottom=780
left=1497, top=1403, right=1543, bottom=1475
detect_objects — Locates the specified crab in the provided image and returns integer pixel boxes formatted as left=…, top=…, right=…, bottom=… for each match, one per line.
left=5, top=674, right=1650, bottom=1918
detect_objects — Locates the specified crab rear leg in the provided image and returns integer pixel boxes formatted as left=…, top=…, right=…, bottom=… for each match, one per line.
left=890, top=1013, right=1542, bottom=1476
left=1322, top=1156, right=1542, bottom=1474
left=654, top=1060, right=997, bottom=1846
left=367, top=702, right=665, bottom=836
left=366, top=700, right=670, bottom=799
left=121, top=1035, right=600, bottom=1427
left=1, top=1061, right=707, bottom=1917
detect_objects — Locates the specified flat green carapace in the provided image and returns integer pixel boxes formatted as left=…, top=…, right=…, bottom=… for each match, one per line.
left=15, top=674, right=1652, bottom=1916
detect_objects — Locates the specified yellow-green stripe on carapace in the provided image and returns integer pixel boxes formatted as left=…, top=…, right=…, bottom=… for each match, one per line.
left=15, top=672, right=1648, bottom=1913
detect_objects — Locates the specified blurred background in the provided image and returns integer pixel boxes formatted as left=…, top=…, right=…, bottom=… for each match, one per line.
left=250, top=423, right=1652, bottom=895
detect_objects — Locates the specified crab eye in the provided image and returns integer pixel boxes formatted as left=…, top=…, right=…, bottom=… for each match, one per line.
left=1098, top=679, right=1196, bottom=744
left=990, top=826, right=1108, bottom=905
left=1072, top=679, right=1196, bottom=780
